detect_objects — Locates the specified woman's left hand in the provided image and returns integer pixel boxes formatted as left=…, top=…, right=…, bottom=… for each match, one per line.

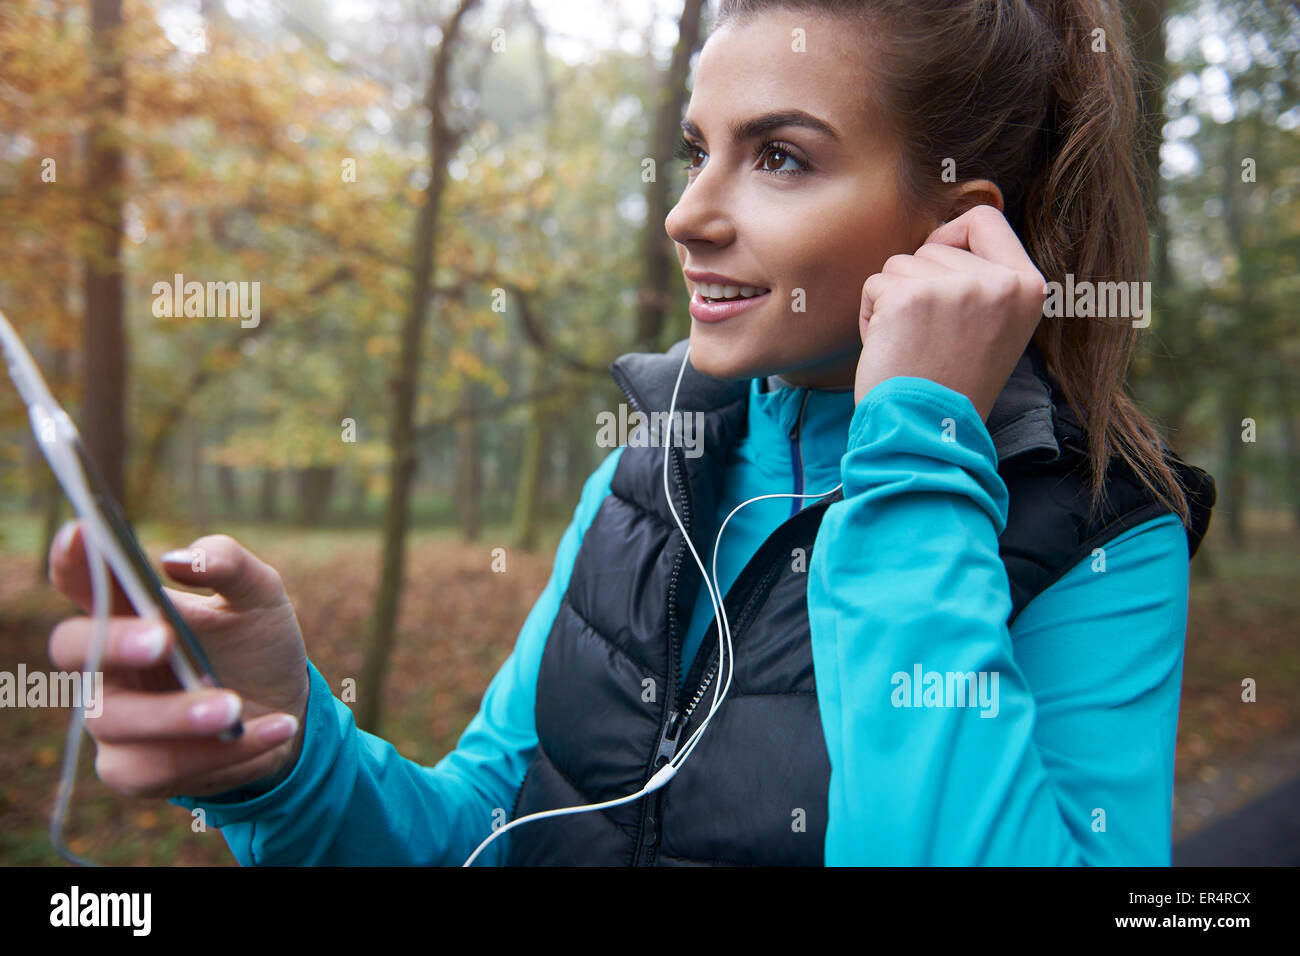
left=853, top=205, right=1047, bottom=420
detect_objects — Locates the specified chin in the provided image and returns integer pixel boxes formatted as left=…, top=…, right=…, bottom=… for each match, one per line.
left=684, top=332, right=764, bottom=382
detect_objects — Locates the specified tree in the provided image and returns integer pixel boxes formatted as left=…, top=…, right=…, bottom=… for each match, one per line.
left=83, top=0, right=128, bottom=505
left=358, top=0, right=483, bottom=735
left=636, top=0, right=706, bottom=352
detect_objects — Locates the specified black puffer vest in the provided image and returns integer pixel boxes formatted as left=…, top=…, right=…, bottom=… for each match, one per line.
left=505, top=338, right=1215, bottom=866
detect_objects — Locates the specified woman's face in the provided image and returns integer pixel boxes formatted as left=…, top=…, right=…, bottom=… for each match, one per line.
left=666, top=11, right=936, bottom=388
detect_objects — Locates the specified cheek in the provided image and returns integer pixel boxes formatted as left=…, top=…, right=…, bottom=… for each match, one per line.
left=744, top=183, right=906, bottom=319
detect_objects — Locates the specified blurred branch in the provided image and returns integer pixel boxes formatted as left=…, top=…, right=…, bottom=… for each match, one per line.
left=500, top=281, right=608, bottom=375
left=130, top=264, right=354, bottom=512
left=268, top=0, right=401, bottom=95
left=413, top=379, right=591, bottom=438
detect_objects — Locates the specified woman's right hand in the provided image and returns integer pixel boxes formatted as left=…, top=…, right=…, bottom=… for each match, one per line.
left=46, top=521, right=311, bottom=800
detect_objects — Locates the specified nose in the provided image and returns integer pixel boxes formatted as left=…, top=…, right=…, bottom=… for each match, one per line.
left=664, top=163, right=735, bottom=250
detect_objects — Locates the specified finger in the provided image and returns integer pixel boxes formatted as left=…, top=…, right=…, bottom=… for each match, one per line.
left=862, top=273, right=937, bottom=326
left=159, top=534, right=288, bottom=613
left=95, top=712, right=301, bottom=800
left=922, top=205, right=1040, bottom=276
left=85, top=687, right=243, bottom=743
left=861, top=271, right=899, bottom=319
left=178, top=739, right=302, bottom=798
left=48, top=520, right=135, bottom=617
left=49, top=616, right=173, bottom=672
left=880, top=253, right=952, bottom=280
left=912, top=242, right=992, bottom=274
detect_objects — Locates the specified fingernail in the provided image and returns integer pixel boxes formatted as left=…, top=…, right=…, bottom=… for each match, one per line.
left=54, top=520, right=77, bottom=554
left=160, top=549, right=193, bottom=564
left=258, top=714, right=299, bottom=745
left=122, top=624, right=167, bottom=664
left=189, top=692, right=242, bottom=730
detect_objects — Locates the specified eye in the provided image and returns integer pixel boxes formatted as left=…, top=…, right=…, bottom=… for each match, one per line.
left=756, top=141, right=808, bottom=177
left=673, top=134, right=810, bottom=179
left=675, top=134, right=706, bottom=174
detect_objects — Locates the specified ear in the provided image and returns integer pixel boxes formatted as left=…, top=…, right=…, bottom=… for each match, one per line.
left=940, top=179, right=1005, bottom=223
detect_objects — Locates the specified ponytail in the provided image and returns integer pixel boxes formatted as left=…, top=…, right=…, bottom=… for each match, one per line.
left=1023, top=0, right=1191, bottom=526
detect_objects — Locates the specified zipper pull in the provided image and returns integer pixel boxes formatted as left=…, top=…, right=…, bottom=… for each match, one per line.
left=653, top=710, right=683, bottom=769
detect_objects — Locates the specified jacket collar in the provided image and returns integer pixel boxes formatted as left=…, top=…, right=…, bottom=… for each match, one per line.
left=610, top=337, right=1061, bottom=464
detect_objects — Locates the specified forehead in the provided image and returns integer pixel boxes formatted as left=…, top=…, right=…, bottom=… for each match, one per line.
left=688, top=11, right=875, bottom=140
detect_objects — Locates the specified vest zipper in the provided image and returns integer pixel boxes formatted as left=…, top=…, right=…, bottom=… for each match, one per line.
left=611, top=363, right=690, bottom=866
left=609, top=365, right=835, bottom=865
left=683, top=660, right=718, bottom=722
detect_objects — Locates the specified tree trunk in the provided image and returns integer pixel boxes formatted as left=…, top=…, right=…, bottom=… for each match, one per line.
left=1129, top=0, right=1170, bottom=288
left=1276, top=370, right=1299, bottom=531
left=188, top=419, right=207, bottom=530
left=358, top=0, right=482, bottom=736
left=565, top=419, right=590, bottom=496
left=217, top=466, right=240, bottom=514
left=454, top=379, right=482, bottom=541
left=1221, top=399, right=1248, bottom=548
left=512, top=354, right=546, bottom=550
left=635, top=0, right=707, bottom=351
left=297, top=466, right=336, bottom=527
left=258, top=469, right=280, bottom=522
left=348, top=466, right=368, bottom=521
left=83, top=0, right=128, bottom=507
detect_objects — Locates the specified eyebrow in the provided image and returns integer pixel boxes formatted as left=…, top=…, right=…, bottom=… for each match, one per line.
left=681, top=109, right=842, bottom=145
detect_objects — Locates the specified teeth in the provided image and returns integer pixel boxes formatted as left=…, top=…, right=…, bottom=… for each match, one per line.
left=700, top=282, right=769, bottom=301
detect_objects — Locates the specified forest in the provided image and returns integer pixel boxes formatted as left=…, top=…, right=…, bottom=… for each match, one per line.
left=0, top=0, right=1296, bottom=865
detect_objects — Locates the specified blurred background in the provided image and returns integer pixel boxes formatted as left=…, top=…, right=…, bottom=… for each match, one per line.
left=0, top=0, right=1295, bottom=865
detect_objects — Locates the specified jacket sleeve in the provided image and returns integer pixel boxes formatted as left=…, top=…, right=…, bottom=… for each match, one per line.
left=169, top=447, right=624, bottom=866
left=807, top=377, right=1189, bottom=865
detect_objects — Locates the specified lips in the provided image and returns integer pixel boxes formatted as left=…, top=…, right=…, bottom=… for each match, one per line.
left=684, top=270, right=771, bottom=303
left=689, top=287, right=771, bottom=322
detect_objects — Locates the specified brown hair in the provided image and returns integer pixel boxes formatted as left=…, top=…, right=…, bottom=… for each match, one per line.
left=714, top=0, right=1191, bottom=527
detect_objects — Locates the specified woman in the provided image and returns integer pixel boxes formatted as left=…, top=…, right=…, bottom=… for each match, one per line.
left=47, top=0, right=1214, bottom=865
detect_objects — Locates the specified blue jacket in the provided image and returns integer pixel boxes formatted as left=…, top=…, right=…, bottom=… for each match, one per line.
left=172, top=371, right=1192, bottom=865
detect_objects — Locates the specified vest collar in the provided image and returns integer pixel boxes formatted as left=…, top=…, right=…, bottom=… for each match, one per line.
left=610, top=338, right=1061, bottom=464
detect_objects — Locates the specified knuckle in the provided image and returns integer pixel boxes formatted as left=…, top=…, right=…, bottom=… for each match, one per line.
left=987, top=271, right=1020, bottom=304
left=1025, top=272, right=1048, bottom=302
left=896, top=284, right=928, bottom=309
left=95, top=748, right=139, bottom=796
left=883, top=254, right=910, bottom=272
left=958, top=277, right=984, bottom=307
left=263, top=563, right=286, bottom=591
left=130, top=762, right=172, bottom=800
left=48, top=618, right=84, bottom=666
left=191, top=532, right=237, bottom=559
left=96, top=742, right=179, bottom=799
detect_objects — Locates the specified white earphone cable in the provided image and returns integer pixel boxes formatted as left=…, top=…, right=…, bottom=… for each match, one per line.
left=47, top=430, right=109, bottom=867
left=461, top=345, right=840, bottom=866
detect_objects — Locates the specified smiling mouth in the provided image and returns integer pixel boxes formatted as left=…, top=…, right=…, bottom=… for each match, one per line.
left=696, top=282, right=771, bottom=304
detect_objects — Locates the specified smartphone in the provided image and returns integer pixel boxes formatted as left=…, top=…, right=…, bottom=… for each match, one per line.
left=1, top=309, right=242, bottom=740
left=69, top=430, right=244, bottom=741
